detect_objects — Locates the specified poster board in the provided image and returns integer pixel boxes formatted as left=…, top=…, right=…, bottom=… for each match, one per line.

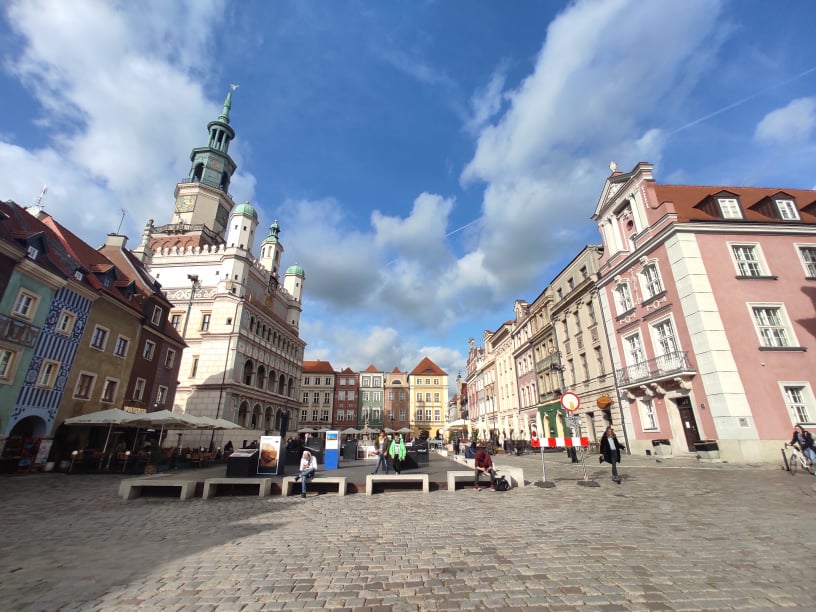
left=257, top=435, right=282, bottom=475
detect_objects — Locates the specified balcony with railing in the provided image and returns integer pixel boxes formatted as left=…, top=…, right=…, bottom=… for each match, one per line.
left=615, top=351, right=695, bottom=389
left=0, top=314, right=40, bottom=347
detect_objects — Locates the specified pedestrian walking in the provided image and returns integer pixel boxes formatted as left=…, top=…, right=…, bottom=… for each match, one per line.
left=295, top=450, right=318, bottom=498
left=599, top=426, right=624, bottom=484
left=372, top=431, right=390, bottom=474
left=473, top=447, right=496, bottom=491
left=453, top=436, right=460, bottom=456
left=388, top=433, right=407, bottom=474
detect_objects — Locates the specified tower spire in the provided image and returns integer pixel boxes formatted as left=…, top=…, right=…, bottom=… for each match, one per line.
left=218, top=84, right=239, bottom=124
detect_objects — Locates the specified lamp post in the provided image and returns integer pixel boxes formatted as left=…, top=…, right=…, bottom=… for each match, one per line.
left=211, top=294, right=243, bottom=450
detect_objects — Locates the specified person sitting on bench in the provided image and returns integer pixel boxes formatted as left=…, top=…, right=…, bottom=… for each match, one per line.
left=295, top=450, right=318, bottom=498
left=474, top=448, right=496, bottom=491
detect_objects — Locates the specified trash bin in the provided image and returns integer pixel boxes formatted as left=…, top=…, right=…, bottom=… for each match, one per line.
left=651, top=439, right=671, bottom=456
left=226, top=449, right=258, bottom=477
left=343, top=440, right=357, bottom=461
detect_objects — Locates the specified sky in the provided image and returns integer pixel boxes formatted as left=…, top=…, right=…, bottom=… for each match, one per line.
left=2, top=0, right=816, bottom=392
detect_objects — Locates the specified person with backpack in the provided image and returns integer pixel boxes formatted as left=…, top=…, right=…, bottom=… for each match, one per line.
left=388, top=433, right=407, bottom=474
left=473, top=447, right=496, bottom=491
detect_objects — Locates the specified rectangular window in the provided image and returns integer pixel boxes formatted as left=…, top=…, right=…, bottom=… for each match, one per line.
left=75, top=373, right=96, bottom=399
left=434, top=392, right=440, bottom=402
left=325, top=377, right=331, bottom=385
left=388, top=391, right=394, bottom=401
left=433, top=378, right=439, bottom=385
left=374, top=377, right=381, bottom=386
left=416, top=379, right=422, bottom=385
left=373, top=391, right=381, bottom=402
left=170, top=314, right=182, bottom=330
left=142, top=340, right=156, bottom=360
left=322, top=410, right=329, bottom=422
left=114, top=335, right=129, bottom=358
left=101, top=378, right=118, bottom=403
left=362, top=376, right=370, bottom=386
left=416, top=392, right=422, bottom=402
left=639, top=398, right=658, bottom=430
left=133, top=378, right=146, bottom=401
left=434, top=409, right=441, bottom=421
left=400, top=392, right=406, bottom=401
left=783, top=385, right=811, bottom=423
left=190, top=357, right=199, bottom=378
left=652, top=319, right=678, bottom=356
left=0, top=349, right=17, bottom=381
left=338, top=390, right=346, bottom=400
left=303, top=376, right=310, bottom=385
left=798, top=246, right=816, bottom=277
left=642, top=264, right=663, bottom=298
left=312, top=392, right=319, bottom=404
left=151, top=306, right=163, bottom=325
left=425, top=393, right=431, bottom=402
left=37, top=360, right=60, bottom=389
left=164, top=348, right=176, bottom=369
left=615, top=283, right=633, bottom=313
left=595, top=347, right=605, bottom=374
left=751, top=305, right=790, bottom=348
left=13, top=290, right=38, bottom=320
left=200, top=313, right=211, bottom=331
left=717, top=198, right=742, bottom=219
left=156, top=386, right=168, bottom=406
left=301, top=409, right=307, bottom=420
left=348, top=390, right=354, bottom=401
left=776, top=199, right=799, bottom=220
left=56, top=311, right=76, bottom=335
left=90, top=326, right=109, bottom=350
left=302, top=392, right=309, bottom=404
left=731, top=244, right=763, bottom=277
left=312, top=409, right=319, bottom=420
left=425, top=409, right=432, bottom=420
left=425, top=378, right=430, bottom=385
left=324, top=392, right=331, bottom=404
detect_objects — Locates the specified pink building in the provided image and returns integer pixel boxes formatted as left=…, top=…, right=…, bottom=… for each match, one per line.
left=593, top=162, right=816, bottom=463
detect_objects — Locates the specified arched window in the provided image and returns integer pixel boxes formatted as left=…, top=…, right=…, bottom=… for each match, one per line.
left=237, top=401, right=249, bottom=428
left=256, top=365, right=266, bottom=389
left=278, top=374, right=286, bottom=396
left=243, top=360, right=254, bottom=385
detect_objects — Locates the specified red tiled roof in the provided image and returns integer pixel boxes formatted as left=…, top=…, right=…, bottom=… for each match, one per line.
left=302, top=360, right=336, bottom=374
left=364, top=364, right=380, bottom=372
left=410, top=357, right=447, bottom=377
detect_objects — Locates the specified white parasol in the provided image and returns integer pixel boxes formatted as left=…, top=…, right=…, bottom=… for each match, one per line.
left=63, top=408, right=145, bottom=469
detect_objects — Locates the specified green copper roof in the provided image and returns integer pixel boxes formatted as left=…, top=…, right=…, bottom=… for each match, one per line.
left=232, top=202, right=258, bottom=220
left=218, top=84, right=238, bottom=124
left=286, top=263, right=305, bottom=277
left=262, top=220, right=280, bottom=243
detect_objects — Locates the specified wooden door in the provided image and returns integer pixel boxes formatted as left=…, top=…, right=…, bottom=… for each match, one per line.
left=676, top=396, right=700, bottom=451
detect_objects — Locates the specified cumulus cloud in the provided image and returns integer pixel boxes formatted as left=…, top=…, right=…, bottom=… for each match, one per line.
left=0, top=0, right=246, bottom=243
left=754, top=97, right=816, bottom=145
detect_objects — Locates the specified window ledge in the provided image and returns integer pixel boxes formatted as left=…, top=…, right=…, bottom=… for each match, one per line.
left=758, top=346, right=807, bottom=352
left=735, top=275, right=778, bottom=280
left=805, top=276, right=816, bottom=281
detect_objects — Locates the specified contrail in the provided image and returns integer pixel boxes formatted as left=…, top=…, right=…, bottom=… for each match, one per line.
left=667, top=65, right=816, bottom=136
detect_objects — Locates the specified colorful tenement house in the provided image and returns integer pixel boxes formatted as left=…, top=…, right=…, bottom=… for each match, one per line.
left=359, top=364, right=384, bottom=431
left=300, top=361, right=335, bottom=429
left=592, top=162, right=816, bottom=463
left=334, top=368, right=358, bottom=429
left=409, top=357, right=448, bottom=438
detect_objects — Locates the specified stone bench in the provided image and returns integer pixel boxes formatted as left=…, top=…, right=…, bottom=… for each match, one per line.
left=281, top=475, right=347, bottom=497
left=119, top=478, right=196, bottom=500
left=203, top=478, right=273, bottom=500
left=447, top=467, right=525, bottom=491
left=366, top=473, right=429, bottom=495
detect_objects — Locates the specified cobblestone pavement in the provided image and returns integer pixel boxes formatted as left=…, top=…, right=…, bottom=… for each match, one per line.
left=1, top=452, right=815, bottom=611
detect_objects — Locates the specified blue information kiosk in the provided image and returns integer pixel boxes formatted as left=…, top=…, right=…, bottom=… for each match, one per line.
left=324, top=430, right=339, bottom=470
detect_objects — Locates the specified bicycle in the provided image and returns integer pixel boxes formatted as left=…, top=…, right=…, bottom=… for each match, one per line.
left=783, top=443, right=814, bottom=475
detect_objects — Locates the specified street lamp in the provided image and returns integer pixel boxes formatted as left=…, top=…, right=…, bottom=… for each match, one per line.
left=180, top=274, right=199, bottom=339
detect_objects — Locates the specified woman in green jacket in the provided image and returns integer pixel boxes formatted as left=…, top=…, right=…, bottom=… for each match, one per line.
left=388, top=433, right=407, bottom=474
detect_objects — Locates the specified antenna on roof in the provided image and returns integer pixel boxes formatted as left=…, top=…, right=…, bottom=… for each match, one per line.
left=34, top=185, right=48, bottom=208
left=116, top=208, right=126, bottom=234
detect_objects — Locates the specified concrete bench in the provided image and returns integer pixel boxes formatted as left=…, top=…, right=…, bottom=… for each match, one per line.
left=366, top=473, right=429, bottom=495
left=119, top=478, right=196, bottom=500
left=203, top=478, right=273, bottom=500
left=495, top=466, right=525, bottom=489
left=282, top=475, right=347, bottom=497
left=447, top=467, right=525, bottom=491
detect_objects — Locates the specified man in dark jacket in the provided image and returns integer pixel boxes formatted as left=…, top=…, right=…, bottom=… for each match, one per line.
left=474, top=448, right=496, bottom=491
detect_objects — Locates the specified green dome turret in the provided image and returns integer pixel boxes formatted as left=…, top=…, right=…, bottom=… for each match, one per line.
left=286, top=263, right=305, bottom=278
left=232, top=201, right=258, bottom=221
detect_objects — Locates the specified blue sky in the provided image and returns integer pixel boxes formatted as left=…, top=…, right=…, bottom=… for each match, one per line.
left=2, top=0, right=816, bottom=386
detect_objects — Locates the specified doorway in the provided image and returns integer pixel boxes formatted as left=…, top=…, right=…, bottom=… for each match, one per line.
left=675, top=396, right=700, bottom=452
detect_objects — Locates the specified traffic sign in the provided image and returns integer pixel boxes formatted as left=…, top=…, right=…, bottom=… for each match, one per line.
left=560, top=391, right=580, bottom=413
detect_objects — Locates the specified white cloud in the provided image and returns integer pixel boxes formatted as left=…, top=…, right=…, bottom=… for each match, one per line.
left=465, top=67, right=507, bottom=135
left=754, top=97, right=816, bottom=145
left=455, top=0, right=723, bottom=300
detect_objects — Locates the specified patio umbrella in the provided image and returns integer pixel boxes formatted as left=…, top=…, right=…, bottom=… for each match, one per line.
left=297, top=427, right=317, bottom=433
left=317, top=427, right=331, bottom=433
left=341, top=427, right=361, bottom=434
left=64, top=408, right=145, bottom=470
left=397, top=427, right=412, bottom=434
left=209, top=417, right=241, bottom=430
left=383, top=427, right=396, bottom=434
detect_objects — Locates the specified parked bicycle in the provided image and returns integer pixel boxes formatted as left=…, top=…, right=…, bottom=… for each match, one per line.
left=782, top=443, right=813, bottom=475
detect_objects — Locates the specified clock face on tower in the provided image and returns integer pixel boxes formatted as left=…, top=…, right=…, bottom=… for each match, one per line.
left=209, top=158, right=223, bottom=171
left=175, top=195, right=195, bottom=213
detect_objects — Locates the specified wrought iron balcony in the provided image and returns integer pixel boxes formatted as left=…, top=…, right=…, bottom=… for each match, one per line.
left=0, top=314, right=40, bottom=347
left=615, top=351, right=695, bottom=388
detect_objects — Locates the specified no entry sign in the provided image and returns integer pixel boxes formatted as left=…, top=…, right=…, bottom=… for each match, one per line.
left=560, top=391, right=580, bottom=413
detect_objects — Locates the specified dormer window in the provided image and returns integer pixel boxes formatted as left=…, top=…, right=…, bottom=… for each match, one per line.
left=775, top=199, right=799, bottom=220
left=717, top=198, right=743, bottom=219
left=74, top=270, right=83, bottom=281
left=26, top=246, right=38, bottom=260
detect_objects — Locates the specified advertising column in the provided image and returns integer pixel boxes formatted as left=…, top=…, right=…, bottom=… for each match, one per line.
left=324, top=430, right=339, bottom=470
